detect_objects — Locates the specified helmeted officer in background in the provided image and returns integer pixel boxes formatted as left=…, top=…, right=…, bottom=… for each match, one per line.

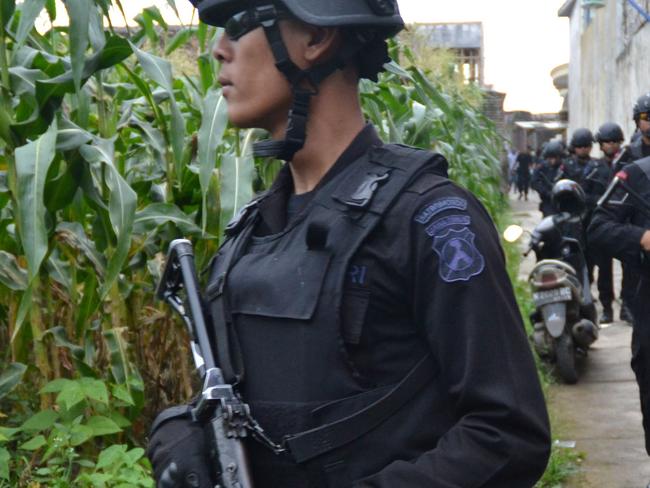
left=606, top=94, right=650, bottom=323
left=558, top=128, right=596, bottom=186
left=578, top=123, right=624, bottom=323
left=146, top=1, right=551, bottom=486
left=532, top=140, right=565, bottom=217
left=589, top=123, right=624, bottom=211
left=588, top=94, right=650, bottom=459
left=625, top=92, right=650, bottom=164
left=588, top=156, right=650, bottom=456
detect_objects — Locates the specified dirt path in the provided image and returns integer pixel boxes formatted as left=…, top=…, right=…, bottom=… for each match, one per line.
left=508, top=190, right=650, bottom=487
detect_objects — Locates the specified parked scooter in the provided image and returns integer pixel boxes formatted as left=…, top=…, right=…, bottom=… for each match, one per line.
left=506, top=179, right=599, bottom=384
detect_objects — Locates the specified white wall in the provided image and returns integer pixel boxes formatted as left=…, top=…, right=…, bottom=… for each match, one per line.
left=566, top=0, right=650, bottom=144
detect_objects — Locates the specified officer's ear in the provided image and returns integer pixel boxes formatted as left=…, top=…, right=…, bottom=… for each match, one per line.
left=283, top=21, right=341, bottom=68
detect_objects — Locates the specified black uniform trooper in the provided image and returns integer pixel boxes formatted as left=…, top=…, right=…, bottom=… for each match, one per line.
left=610, top=94, right=650, bottom=323
left=579, top=123, right=624, bottom=323
left=625, top=92, right=650, bottom=164
left=588, top=155, right=650, bottom=458
left=146, top=1, right=551, bottom=487
left=557, top=128, right=596, bottom=186
left=531, top=140, right=564, bottom=217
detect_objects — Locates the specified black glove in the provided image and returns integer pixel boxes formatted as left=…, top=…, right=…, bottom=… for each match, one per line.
left=146, top=407, right=214, bottom=488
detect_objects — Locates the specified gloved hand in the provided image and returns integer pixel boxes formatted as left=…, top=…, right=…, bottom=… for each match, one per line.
left=146, top=408, right=214, bottom=488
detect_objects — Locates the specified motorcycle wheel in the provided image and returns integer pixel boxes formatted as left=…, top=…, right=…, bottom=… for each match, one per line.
left=555, top=334, right=578, bottom=384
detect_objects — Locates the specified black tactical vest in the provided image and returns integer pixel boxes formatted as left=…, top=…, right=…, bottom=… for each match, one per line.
left=206, top=144, right=448, bottom=487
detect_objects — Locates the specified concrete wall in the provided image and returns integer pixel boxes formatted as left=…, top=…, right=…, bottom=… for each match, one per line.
left=565, top=0, right=650, bottom=144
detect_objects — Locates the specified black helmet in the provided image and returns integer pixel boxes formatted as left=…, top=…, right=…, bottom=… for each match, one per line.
left=595, top=122, right=624, bottom=143
left=543, top=140, right=565, bottom=159
left=552, top=179, right=586, bottom=215
left=569, top=128, right=594, bottom=148
left=189, top=0, right=403, bottom=161
left=633, top=92, right=650, bottom=121
left=192, top=0, right=404, bottom=34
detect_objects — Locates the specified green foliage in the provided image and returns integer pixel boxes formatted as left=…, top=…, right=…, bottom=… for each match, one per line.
left=0, top=1, right=507, bottom=485
left=0, top=376, right=151, bottom=486
left=398, top=29, right=484, bottom=107
left=535, top=445, right=583, bottom=488
left=361, top=48, right=506, bottom=221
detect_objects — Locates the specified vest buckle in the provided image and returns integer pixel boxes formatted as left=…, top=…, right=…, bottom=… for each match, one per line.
left=342, top=171, right=390, bottom=209
left=225, top=199, right=260, bottom=236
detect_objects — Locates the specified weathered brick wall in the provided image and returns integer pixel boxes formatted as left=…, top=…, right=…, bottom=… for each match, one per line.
left=565, top=1, right=650, bottom=144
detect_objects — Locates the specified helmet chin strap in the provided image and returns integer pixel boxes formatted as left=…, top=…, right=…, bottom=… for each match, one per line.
left=253, top=8, right=365, bottom=161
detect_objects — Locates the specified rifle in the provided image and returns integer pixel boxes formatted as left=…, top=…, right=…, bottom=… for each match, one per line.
left=597, top=171, right=650, bottom=271
left=597, top=170, right=650, bottom=220
left=156, top=239, right=255, bottom=488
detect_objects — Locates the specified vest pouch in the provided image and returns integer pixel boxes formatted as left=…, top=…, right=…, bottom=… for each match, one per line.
left=228, top=249, right=331, bottom=320
left=341, top=288, right=370, bottom=345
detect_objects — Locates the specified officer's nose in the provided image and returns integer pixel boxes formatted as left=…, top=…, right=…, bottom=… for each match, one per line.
left=213, top=33, right=231, bottom=63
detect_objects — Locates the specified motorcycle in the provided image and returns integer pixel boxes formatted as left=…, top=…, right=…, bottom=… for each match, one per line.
left=505, top=185, right=599, bottom=384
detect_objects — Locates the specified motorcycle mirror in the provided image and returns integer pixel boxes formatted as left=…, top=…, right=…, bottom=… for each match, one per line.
left=503, top=224, right=524, bottom=243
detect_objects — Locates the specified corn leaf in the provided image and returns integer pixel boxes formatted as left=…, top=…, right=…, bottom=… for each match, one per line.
left=0, top=363, right=27, bottom=399
left=14, top=118, right=57, bottom=280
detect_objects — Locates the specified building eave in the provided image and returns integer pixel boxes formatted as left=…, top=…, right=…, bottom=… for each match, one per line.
left=558, top=0, right=577, bottom=17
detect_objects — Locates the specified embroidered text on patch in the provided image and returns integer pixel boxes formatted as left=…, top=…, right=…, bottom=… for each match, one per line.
left=415, top=197, right=468, bottom=224
left=433, top=227, right=485, bottom=282
left=425, top=214, right=471, bottom=237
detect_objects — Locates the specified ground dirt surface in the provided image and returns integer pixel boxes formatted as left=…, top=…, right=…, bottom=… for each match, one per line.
left=508, top=190, right=650, bottom=487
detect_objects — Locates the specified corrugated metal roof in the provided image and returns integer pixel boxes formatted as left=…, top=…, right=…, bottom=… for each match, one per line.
left=413, top=23, right=483, bottom=50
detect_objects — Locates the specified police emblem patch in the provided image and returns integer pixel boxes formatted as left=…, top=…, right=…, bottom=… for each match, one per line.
left=433, top=227, right=485, bottom=282
left=425, top=214, right=471, bottom=237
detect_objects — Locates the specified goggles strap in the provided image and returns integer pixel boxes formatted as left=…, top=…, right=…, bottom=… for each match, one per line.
left=253, top=13, right=368, bottom=161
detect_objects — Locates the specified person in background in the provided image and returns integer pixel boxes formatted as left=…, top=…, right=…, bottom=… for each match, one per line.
left=582, top=122, right=625, bottom=323
left=532, top=140, right=564, bottom=217
left=515, top=145, right=533, bottom=201
left=507, top=146, right=519, bottom=194
left=558, top=128, right=596, bottom=186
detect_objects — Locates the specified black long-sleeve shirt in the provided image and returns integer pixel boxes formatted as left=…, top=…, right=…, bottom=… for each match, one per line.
left=588, top=157, right=650, bottom=271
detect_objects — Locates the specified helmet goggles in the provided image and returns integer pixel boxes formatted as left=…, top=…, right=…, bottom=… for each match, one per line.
left=224, top=5, right=289, bottom=41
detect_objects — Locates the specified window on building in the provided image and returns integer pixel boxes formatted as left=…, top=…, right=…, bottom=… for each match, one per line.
left=621, top=0, right=650, bottom=51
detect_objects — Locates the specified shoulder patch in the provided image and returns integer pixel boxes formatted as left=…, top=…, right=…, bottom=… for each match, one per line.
left=415, top=197, right=468, bottom=224
left=433, top=227, right=485, bottom=283
left=425, top=214, right=472, bottom=236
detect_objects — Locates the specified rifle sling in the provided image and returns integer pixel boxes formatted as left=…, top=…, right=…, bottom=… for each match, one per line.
left=284, top=353, right=437, bottom=464
left=207, top=221, right=258, bottom=385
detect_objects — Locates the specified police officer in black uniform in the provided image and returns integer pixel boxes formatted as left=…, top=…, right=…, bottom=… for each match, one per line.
left=531, top=140, right=564, bottom=217
left=558, top=128, right=596, bottom=186
left=578, top=123, right=624, bottom=323
left=626, top=92, right=650, bottom=164
left=588, top=94, right=650, bottom=460
left=609, top=94, right=650, bottom=323
left=146, top=1, right=551, bottom=486
left=588, top=156, right=650, bottom=457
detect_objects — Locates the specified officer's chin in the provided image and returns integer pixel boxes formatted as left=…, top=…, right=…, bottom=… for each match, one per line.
left=227, top=110, right=279, bottom=135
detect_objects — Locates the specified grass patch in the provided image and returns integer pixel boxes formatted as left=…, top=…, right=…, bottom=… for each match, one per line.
left=537, top=444, right=584, bottom=487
